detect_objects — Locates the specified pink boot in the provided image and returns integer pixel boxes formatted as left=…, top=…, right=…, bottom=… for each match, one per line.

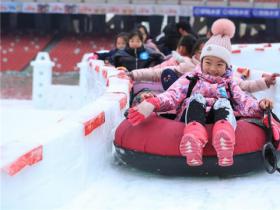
left=179, top=121, right=208, bottom=166
left=212, top=120, right=235, bottom=167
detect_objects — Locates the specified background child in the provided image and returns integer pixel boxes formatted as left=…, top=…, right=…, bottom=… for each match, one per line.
left=127, top=35, right=197, bottom=82
left=113, top=31, right=164, bottom=71
left=95, top=32, right=128, bottom=65
left=160, top=36, right=207, bottom=90
left=155, top=23, right=181, bottom=56
left=127, top=19, right=274, bottom=167
left=191, top=37, right=208, bottom=65
left=136, top=24, right=162, bottom=55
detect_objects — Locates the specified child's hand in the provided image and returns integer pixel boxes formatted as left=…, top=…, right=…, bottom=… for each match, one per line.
left=126, top=72, right=134, bottom=80
left=116, top=66, right=128, bottom=71
left=104, top=59, right=112, bottom=66
left=262, top=73, right=280, bottom=87
left=259, top=99, right=274, bottom=110
left=127, top=97, right=159, bottom=126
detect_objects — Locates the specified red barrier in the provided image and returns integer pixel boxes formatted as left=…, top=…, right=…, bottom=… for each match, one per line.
left=3, top=145, right=43, bottom=176
left=232, top=49, right=241, bottom=54
left=84, top=112, right=105, bottom=136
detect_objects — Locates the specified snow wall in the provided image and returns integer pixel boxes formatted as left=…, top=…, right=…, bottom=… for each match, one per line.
left=1, top=53, right=131, bottom=210
left=1, top=43, right=279, bottom=210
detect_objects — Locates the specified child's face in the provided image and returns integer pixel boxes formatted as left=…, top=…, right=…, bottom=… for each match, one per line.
left=202, top=56, right=227, bottom=77
left=194, top=43, right=205, bottom=61
left=176, top=46, right=187, bottom=56
left=128, top=35, right=142, bottom=49
left=116, top=37, right=126, bottom=50
left=138, top=28, right=147, bottom=42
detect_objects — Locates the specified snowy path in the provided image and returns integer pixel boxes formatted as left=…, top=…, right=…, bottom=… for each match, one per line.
left=58, top=162, right=279, bottom=210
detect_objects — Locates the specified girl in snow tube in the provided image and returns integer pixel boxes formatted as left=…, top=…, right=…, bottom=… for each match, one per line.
left=114, top=19, right=280, bottom=176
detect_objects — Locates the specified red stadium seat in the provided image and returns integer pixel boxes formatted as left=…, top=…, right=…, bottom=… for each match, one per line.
left=49, top=35, right=113, bottom=72
left=0, top=33, right=52, bottom=72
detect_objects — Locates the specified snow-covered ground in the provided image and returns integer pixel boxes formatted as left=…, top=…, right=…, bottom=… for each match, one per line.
left=1, top=44, right=280, bottom=210
left=58, top=165, right=279, bottom=210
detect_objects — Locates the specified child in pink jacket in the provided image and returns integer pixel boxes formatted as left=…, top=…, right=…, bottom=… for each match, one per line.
left=190, top=37, right=280, bottom=93
left=127, top=19, right=277, bottom=167
left=162, top=35, right=279, bottom=93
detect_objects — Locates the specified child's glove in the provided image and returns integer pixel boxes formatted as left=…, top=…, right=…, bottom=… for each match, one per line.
left=263, top=114, right=280, bottom=141
left=116, top=66, right=128, bottom=71
left=259, top=99, right=273, bottom=110
left=116, top=71, right=129, bottom=79
left=126, top=72, right=134, bottom=80
left=236, top=67, right=250, bottom=79
left=127, top=97, right=160, bottom=126
left=172, top=51, right=185, bottom=63
left=88, top=53, right=99, bottom=60
left=262, top=73, right=280, bottom=88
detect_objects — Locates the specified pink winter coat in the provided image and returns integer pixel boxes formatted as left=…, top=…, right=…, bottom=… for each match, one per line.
left=156, top=66, right=263, bottom=121
left=131, top=52, right=196, bottom=82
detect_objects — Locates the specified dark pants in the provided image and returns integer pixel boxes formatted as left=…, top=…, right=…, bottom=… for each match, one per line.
left=181, top=94, right=236, bottom=129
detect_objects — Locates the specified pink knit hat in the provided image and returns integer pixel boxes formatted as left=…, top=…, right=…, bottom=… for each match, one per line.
left=200, top=18, right=236, bottom=66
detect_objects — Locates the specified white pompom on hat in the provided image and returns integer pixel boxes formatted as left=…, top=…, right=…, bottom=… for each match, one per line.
left=200, top=18, right=236, bottom=66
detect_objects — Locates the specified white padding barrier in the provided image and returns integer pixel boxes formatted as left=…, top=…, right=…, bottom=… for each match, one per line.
left=31, top=52, right=109, bottom=109
left=1, top=57, right=131, bottom=210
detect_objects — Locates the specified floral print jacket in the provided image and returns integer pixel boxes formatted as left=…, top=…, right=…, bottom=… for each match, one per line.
left=156, top=66, right=263, bottom=121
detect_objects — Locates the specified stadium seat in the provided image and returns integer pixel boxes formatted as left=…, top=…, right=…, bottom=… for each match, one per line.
left=49, top=35, right=113, bottom=72
left=0, top=33, right=52, bottom=71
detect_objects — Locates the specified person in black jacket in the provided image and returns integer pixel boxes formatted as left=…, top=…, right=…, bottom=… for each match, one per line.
left=113, top=31, right=164, bottom=72
left=155, top=23, right=181, bottom=56
left=176, top=21, right=197, bottom=38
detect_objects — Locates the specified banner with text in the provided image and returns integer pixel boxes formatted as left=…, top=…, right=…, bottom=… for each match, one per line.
left=193, top=7, right=280, bottom=19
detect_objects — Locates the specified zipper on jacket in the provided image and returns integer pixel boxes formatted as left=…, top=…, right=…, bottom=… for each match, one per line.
left=134, top=48, right=138, bottom=70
